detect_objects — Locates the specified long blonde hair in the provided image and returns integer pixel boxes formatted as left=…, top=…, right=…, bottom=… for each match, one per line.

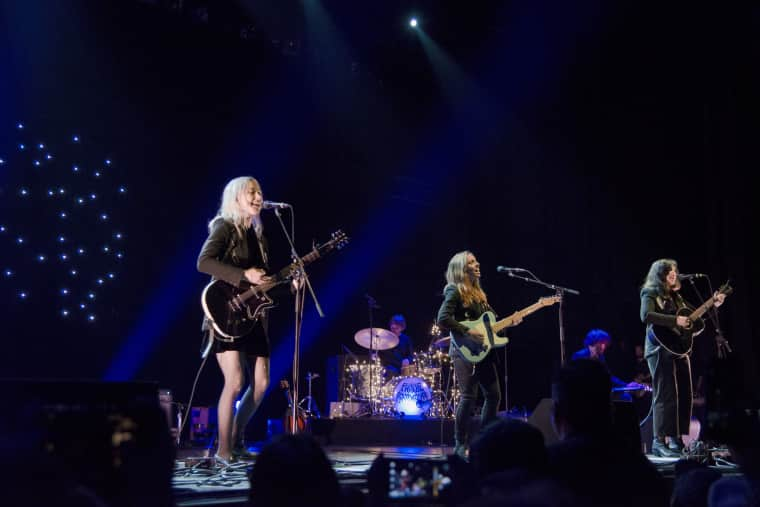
left=209, top=176, right=263, bottom=236
left=444, top=250, right=488, bottom=307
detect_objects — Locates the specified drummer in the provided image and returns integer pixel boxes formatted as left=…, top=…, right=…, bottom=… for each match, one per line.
left=376, top=314, right=415, bottom=377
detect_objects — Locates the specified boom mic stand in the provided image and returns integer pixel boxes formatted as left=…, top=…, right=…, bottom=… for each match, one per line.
left=273, top=207, right=324, bottom=433
left=500, top=268, right=580, bottom=368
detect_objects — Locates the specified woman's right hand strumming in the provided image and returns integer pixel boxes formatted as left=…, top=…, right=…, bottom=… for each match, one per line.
left=676, top=315, right=691, bottom=329
left=244, top=267, right=269, bottom=285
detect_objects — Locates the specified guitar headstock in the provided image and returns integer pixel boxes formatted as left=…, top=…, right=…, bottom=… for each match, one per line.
left=328, top=229, right=349, bottom=250
left=539, top=295, right=562, bottom=306
left=718, top=281, right=733, bottom=297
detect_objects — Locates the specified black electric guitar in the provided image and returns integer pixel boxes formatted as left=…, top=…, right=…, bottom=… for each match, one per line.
left=451, top=295, right=561, bottom=363
left=649, top=282, right=732, bottom=355
left=201, top=230, right=349, bottom=340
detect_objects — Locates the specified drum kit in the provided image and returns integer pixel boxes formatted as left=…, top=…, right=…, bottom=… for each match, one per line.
left=342, top=326, right=458, bottom=418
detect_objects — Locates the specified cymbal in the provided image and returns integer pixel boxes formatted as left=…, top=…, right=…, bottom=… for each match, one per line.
left=354, top=327, right=399, bottom=351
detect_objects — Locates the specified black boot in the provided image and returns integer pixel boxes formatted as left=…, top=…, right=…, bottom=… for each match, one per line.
left=668, top=437, right=684, bottom=454
left=651, top=439, right=680, bottom=458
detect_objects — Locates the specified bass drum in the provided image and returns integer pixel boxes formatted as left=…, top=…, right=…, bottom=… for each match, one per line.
left=392, top=376, right=432, bottom=417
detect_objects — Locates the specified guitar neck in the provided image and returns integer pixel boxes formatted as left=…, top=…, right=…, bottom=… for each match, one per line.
left=689, top=296, right=717, bottom=320
left=492, top=301, right=549, bottom=333
left=688, top=285, right=732, bottom=320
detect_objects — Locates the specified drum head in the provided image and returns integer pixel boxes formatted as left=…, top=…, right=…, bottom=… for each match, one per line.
left=393, top=376, right=432, bottom=416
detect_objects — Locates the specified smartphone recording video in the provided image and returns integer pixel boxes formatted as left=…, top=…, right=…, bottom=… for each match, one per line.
left=386, top=457, right=453, bottom=501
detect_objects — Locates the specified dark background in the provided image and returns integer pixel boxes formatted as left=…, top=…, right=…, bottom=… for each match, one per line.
left=1, top=0, right=757, bottom=439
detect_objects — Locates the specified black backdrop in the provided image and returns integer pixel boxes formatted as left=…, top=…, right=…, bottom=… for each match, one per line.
left=1, top=0, right=757, bottom=439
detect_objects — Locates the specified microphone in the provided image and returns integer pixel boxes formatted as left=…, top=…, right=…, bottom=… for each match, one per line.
left=678, top=273, right=706, bottom=280
left=496, top=266, right=526, bottom=273
left=262, top=200, right=291, bottom=210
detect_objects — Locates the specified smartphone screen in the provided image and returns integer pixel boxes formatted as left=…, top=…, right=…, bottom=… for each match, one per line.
left=386, top=458, right=453, bottom=500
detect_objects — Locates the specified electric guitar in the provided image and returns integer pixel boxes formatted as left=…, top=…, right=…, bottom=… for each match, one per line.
left=201, top=230, right=349, bottom=340
left=451, top=295, right=561, bottom=363
left=649, top=282, right=732, bottom=355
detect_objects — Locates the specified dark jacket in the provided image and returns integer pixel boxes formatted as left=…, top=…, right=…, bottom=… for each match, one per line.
left=197, top=217, right=269, bottom=286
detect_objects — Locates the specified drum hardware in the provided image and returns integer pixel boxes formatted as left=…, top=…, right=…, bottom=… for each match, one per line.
left=299, top=372, right=321, bottom=418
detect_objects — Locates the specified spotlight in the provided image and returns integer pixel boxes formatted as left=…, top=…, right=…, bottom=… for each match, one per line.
left=409, top=17, right=418, bottom=28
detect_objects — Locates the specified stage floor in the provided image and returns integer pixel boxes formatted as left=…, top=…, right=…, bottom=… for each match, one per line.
left=171, top=443, right=719, bottom=506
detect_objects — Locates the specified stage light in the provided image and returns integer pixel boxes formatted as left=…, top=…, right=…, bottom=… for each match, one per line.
left=99, top=213, right=109, bottom=221
left=69, top=269, right=78, bottom=276
left=4, top=269, right=12, bottom=277
left=33, top=160, right=40, bottom=166
left=72, top=165, right=80, bottom=173
left=19, top=188, right=29, bottom=196
left=72, top=135, right=80, bottom=142
left=118, top=186, right=127, bottom=194
left=61, top=309, right=70, bottom=317
left=38, top=143, right=45, bottom=150
left=409, top=17, right=418, bottom=28
left=37, top=254, right=47, bottom=262
left=19, top=291, right=28, bottom=299
left=87, top=314, right=96, bottom=322
left=16, top=123, right=24, bottom=130
left=61, top=288, right=69, bottom=295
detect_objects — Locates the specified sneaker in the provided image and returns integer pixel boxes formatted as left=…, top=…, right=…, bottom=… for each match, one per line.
left=652, top=439, right=680, bottom=458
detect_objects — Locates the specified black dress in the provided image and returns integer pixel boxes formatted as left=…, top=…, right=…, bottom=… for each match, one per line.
left=197, top=218, right=270, bottom=357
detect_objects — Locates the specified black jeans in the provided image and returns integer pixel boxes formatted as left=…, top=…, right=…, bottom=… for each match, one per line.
left=451, top=348, right=501, bottom=446
left=645, top=335, right=692, bottom=438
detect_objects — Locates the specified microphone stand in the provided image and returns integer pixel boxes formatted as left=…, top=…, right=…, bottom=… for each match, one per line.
left=365, top=294, right=380, bottom=417
left=502, top=269, right=580, bottom=367
left=273, top=207, right=324, bottom=433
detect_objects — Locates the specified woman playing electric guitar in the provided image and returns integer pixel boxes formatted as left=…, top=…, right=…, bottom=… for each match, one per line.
left=435, top=251, right=523, bottom=460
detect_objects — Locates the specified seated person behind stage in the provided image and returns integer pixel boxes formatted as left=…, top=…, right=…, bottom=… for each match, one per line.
left=572, top=328, right=644, bottom=396
left=377, top=314, right=414, bottom=377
